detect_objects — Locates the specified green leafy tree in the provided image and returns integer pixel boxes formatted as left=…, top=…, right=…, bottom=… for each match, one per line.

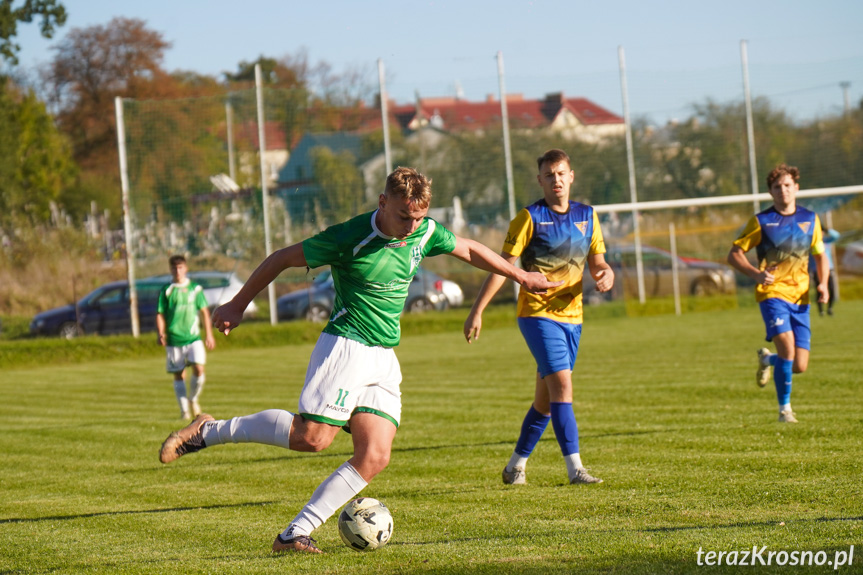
left=311, top=146, right=363, bottom=222
left=0, top=79, right=75, bottom=227
left=0, top=0, right=66, bottom=65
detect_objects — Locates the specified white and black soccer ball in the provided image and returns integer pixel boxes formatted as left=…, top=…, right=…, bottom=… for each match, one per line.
left=338, top=497, right=393, bottom=551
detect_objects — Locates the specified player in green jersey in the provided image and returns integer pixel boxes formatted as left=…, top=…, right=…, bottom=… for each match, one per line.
left=156, top=255, right=216, bottom=419
left=159, top=167, right=561, bottom=554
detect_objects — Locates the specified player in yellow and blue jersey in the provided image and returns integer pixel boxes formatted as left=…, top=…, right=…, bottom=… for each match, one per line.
left=464, top=149, right=615, bottom=485
left=727, top=163, right=829, bottom=423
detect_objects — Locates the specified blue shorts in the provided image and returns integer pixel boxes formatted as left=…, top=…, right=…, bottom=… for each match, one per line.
left=517, top=317, right=582, bottom=378
left=759, top=298, right=811, bottom=351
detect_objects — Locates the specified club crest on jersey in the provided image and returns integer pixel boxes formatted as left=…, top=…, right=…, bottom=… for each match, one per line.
left=797, top=221, right=811, bottom=234
left=410, top=245, right=422, bottom=273
left=574, top=221, right=588, bottom=235
left=385, top=240, right=407, bottom=248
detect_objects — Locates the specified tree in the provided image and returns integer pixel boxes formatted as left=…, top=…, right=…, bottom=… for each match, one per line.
left=311, top=146, right=363, bottom=222
left=0, top=0, right=66, bottom=65
left=42, top=18, right=228, bottom=223
left=0, top=78, right=76, bottom=227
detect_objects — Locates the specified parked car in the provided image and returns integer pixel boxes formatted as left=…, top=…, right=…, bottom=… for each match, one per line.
left=840, top=240, right=863, bottom=274
left=30, top=279, right=165, bottom=338
left=277, top=268, right=463, bottom=322
left=30, top=271, right=255, bottom=338
left=583, top=244, right=737, bottom=303
left=144, top=271, right=258, bottom=316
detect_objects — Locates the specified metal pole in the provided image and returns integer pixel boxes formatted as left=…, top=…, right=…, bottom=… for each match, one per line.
left=618, top=45, right=645, bottom=305
left=115, top=96, right=140, bottom=337
left=497, top=51, right=516, bottom=223
left=840, top=82, right=851, bottom=115
left=255, top=63, right=277, bottom=325
left=669, top=222, right=681, bottom=316
left=741, top=40, right=760, bottom=213
left=378, top=59, right=393, bottom=175
left=226, top=99, right=236, bottom=183
left=497, top=51, right=519, bottom=302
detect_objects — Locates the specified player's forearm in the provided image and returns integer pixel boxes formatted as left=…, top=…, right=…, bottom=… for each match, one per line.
left=816, top=253, right=830, bottom=290
left=232, top=243, right=306, bottom=309
left=452, top=237, right=527, bottom=285
left=727, top=247, right=759, bottom=279
left=471, top=272, right=508, bottom=314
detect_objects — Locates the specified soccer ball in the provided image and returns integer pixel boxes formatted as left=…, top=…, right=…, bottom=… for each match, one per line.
left=338, top=497, right=394, bottom=551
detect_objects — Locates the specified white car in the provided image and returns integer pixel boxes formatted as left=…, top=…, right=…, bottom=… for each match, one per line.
left=146, top=271, right=258, bottom=317
left=840, top=241, right=863, bottom=275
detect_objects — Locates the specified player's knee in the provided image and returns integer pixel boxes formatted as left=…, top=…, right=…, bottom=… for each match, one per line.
left=356, top=449, right=390, bottom=476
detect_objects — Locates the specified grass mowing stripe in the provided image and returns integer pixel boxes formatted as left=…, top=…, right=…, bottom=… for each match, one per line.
left=1, top=302, right=861, bottom=574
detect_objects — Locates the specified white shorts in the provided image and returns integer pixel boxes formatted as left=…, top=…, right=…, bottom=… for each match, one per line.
left=165, top=340, right=206, bottom=373
left=299, top=332, right=402, bottom=428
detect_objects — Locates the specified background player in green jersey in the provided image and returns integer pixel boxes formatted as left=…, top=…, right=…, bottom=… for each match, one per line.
left=158, top=167, right=561, bottom=554
left=156, top=255, right=216, bottom=419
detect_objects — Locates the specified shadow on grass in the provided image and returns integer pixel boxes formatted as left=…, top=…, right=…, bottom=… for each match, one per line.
left=0, top=500, right=278, bottom=524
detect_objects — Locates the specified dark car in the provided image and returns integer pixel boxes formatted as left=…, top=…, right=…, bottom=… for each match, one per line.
left=30, top=279, right=166, bottom=338
left=277, top=268, right=463, bottom=322
left=583, top=244, right=736, bottom=304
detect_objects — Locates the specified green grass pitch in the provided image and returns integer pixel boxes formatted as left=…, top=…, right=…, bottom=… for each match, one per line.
left=1, top=302, right=861, bottom=574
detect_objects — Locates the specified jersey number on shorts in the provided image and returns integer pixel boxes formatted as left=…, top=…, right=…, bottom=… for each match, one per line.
left=335, top=389, right=349, bottom=408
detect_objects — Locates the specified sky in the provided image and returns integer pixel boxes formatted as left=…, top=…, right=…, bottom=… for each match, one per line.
left=11, top=0, right=863, bottom=125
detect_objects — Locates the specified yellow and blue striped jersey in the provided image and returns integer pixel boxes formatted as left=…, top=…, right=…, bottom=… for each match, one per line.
left=733, top=206, right=825, bottom=304
left=503, top=200, right=605, bottom=324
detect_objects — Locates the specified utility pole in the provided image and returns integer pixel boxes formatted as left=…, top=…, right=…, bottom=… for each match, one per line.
left=840, top=82, right=851, bottom=115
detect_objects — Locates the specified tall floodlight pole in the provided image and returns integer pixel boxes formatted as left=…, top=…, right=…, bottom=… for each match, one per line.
left=255, top=63, right=277, bottom=325
left=378, top=59, right=393, bottom=175
left=226, top=99, right=237, bottom=183
left=115, top=96, right=140, bottom=337
left=618, top=46, right=645, bottom=305
left=741, top=40, right=759, bottom=213
left=497, top=51, right=519, bottom=301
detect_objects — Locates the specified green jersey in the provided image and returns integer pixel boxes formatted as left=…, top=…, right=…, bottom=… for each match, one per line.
left=157, top=280, right=209, bottom=346
left=302, top=211, right=457, bottom=347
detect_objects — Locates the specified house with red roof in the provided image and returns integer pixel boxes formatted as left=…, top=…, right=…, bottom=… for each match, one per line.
left=387, top=92, right=624, bottom=143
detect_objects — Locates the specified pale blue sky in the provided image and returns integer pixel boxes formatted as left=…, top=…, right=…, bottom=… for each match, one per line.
left=12, top=0, right=863, bottom=124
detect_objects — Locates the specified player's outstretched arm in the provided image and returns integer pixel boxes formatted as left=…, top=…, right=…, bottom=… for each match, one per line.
left=213, top=242, right=308, bottom=335
left=449, top=236, right=560, bottom=293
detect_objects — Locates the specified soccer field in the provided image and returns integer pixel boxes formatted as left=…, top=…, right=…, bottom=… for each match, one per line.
left=2, top=302, right=861, bottom=574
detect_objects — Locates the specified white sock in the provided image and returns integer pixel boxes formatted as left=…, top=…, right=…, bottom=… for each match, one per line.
left=189, top=374, right=205, bottom=402
left=202, top=409, right=293, bottom=448
left=564, top=452, right=584, bottom=477
left=507, top=452, right=528, bottom=471
left=283, top=462, right=368, bottom=537
left=173, top=379, right=188, bottom=412
left=780, top=403, right=791, bottom=413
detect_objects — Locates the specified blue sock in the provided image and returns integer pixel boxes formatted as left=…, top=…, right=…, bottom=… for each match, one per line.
left=768, top=354, right=777, bottom=367
left=514, top=406, right=550, bottom=457
left=549, top=402, right=580, bottom=456
left=773, top=357, right=793, bottom=406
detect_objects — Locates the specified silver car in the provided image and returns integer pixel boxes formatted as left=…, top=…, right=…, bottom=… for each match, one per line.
left=277, top=268, right=463, bottom=322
